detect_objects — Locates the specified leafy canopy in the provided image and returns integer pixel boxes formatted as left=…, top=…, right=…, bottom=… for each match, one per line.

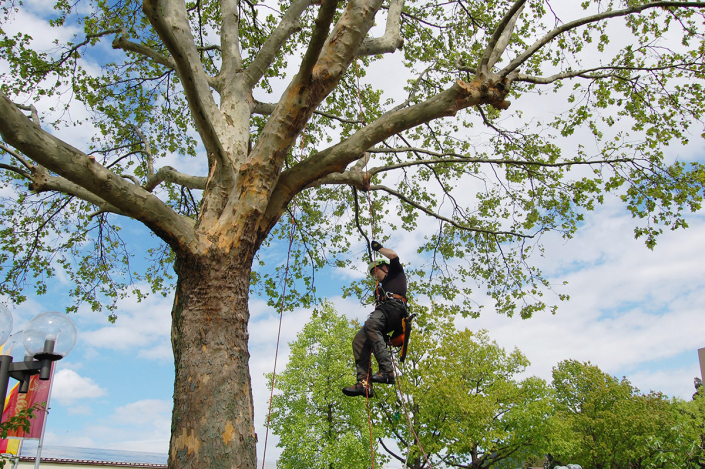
left=0, top=0, right=704, bottom=319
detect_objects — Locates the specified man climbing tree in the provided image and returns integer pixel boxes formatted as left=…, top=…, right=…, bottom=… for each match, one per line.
left=2, top=0, right=705, bottom=467
left=343, top=240, right=407, bottom=397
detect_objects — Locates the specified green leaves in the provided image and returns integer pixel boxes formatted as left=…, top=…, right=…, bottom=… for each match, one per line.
left=268, top=303, right=388, bottom=469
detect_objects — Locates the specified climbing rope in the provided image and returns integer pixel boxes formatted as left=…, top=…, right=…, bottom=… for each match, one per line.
left=353, top=58, right=434, bottom=469
left=354, top=57, right=380, bottom=469
left=261, top=132, right=307, bottom=469
left=390, top=350, right=435, bottom=469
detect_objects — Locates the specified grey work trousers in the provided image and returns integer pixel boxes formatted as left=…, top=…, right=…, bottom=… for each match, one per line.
left=352, top=304, right=404, bottom=382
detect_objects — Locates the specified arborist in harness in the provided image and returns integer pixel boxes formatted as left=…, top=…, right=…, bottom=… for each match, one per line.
left=343, top=240, right=408, bottom=398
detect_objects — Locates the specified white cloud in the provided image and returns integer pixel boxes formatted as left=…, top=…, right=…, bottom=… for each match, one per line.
left=43, top=399, right=172, bottom=454
left=52, top=369, right=107, bottom=406
left=111, top=399, right=172, bottom=427
left=455, top=204, right=705, bottom=400
left=79, top=292, right=172, bottom=360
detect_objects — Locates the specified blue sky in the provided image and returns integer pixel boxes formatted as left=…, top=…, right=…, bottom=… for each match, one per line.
left=1, top=0, right=705, bottom=464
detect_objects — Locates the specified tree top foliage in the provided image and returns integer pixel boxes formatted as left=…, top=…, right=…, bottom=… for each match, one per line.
left=0, top=0, right=704, bottom=319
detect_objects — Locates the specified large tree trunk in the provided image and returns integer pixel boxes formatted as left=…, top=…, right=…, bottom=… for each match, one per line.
left=169, top=247, right=257, bottom=469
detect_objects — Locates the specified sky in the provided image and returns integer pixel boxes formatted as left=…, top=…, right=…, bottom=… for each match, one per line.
left=0, top=0, right=704, bottom=465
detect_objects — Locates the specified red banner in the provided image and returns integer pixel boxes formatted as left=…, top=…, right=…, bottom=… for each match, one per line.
left=2, top=370, right=52, bottom=439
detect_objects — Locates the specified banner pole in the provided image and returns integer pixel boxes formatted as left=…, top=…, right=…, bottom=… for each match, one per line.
left=33, top=364, right=55, bottom=469
left=12, top=439, right=23, bottom=469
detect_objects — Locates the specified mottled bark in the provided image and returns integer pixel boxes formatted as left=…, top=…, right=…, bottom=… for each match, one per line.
left=169, top=247, right=257, bottom=469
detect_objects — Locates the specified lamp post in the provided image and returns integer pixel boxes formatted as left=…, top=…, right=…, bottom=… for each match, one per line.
left=0, top=305, right=77, bottom=423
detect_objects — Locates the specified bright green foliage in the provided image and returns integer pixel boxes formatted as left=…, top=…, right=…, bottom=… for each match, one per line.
left=666, top=386, right=705, bottom=469
left=376, top=318, right=553, bottom=469
left=267, top=303, right=387, bottom=469
left=548, top=360, right=697, bottom=469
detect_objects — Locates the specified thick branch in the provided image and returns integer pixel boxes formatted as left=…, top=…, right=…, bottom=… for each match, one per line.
left=143, top=0, right=226, bottom=163
left=357, top=0, right=404, bottom=56
left=249, top=0, right=386, bottom=237
left=266, top=79, right=505, bottom=221
left=372, top=184, right=532, bottom=238
left=144, top=166, right=207, bottom=192
left=243, top=0, right=311, bottom=87
left=220, top=0, right=243, bottom=86
left=299, top=0, right=340, bottom=80
left=0, top=92, right=200, bottom=250
left=500, top=2, right=705, bottom=77
left=479, top=0, right=525, bottom=73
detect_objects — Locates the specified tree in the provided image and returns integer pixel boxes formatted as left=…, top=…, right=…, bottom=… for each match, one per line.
left=1, top=0, right=705, bottom=467
left=548, top=360, right=692, bottom=469
left=267, top=303, right=386, bottom=469
left=375, top=323, right=553, bottom=469
left=270, top=307, right=553, bottom=469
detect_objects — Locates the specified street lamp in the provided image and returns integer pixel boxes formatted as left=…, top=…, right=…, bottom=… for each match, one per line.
left=0, top=307, right=77, bottom=423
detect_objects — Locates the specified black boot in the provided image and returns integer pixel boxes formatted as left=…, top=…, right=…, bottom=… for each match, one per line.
left=342, top=380, right=374, bottom=397
left=370, top=371, right=395, bottom=384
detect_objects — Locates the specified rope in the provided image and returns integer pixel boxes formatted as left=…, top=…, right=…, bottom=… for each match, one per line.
left=355, top=57, right=379, bottom=469
left=390, top=351, right=434, bottom=469
left=352, top=59, right=430, bottom=469
left=261, top=132, right=307, bottom=469
left=365, top=363, right=375, bottom=469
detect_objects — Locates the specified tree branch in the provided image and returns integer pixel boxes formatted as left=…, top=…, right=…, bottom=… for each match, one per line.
left=372, top=184, right=533, bottom=238
left=112, top=33, right=222, bottom=89
left=378, top=437, right=407, bottom=464
left=364, top=147, right=634, bottom=173
left=0, top=142, right=33, bottom=172
left=0, top=91, right=200, bottom=250
left=0, top=163, right=30, bottom=180
left=299, top=0, right=340, bottom=81
left=479, top=0, right=525, bottom=73
left=219, top=0, right=243, bottom=87
left=243, top=0, right=311, bottom=88
left=13, top=103, right=40, bottom=125
left=513, top=61, right=701, bottom=84
left=356, top=0, right=404, bottom=56
left=29, top=166, right=130, bottom=217
left=143, top=0, right=227, bottom=164
left=130, top=124, right=155, bottom=177
left=144, top=166, right=207, bottom=192
left=500, top=2, right=705, bottom=78
left=268, top=78, right=504, bottom=215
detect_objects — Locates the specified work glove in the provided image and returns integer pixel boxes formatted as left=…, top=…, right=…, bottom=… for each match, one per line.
left=371, top=240, right=383, bottom=251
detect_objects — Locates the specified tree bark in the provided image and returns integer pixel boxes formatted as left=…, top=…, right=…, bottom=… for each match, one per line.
left=169, top=247, right=257, bottom=469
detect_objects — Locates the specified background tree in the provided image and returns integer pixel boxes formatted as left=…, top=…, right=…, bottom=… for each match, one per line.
left=548, top=359, right=692, bottom=469
left=1, top=0, right=705, bottom=467
left=375, top=324, right=553, bottom=469
left=267, top=303, right=386, bottom=469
